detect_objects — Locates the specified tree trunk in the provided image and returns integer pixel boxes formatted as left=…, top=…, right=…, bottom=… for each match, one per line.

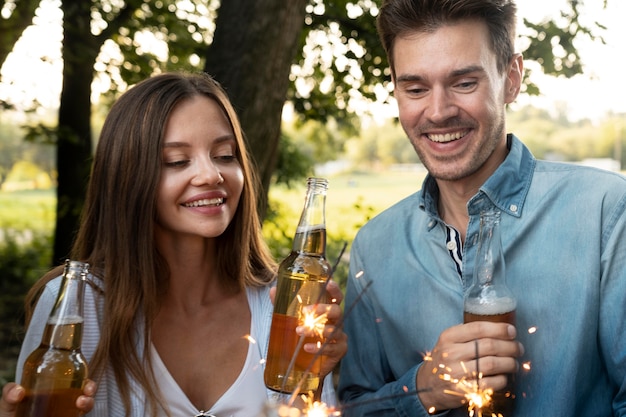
left=53, top=0, right=97, bottom=264
left=204, top=0, right=308, bottom=218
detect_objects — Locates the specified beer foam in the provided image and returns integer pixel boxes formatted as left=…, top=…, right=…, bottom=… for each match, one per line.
left=464, top=297, right=516, bottom=315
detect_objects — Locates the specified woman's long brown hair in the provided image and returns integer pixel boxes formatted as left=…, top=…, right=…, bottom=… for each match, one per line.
left=25, top=72, right=277, bottom=415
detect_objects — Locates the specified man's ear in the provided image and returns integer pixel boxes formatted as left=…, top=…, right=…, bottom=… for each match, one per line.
left=505, top=53, right=524, bottom=104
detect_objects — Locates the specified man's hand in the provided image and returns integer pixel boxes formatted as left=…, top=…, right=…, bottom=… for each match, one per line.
left=416, top=322, right=524, bottom=413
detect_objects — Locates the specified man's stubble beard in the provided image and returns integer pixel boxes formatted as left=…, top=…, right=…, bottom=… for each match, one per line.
left=409, top=112, right=506, bottom=182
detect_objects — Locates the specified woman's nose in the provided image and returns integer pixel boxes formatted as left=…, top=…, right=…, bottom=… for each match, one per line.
left=190, top=158, right=223, bottom=186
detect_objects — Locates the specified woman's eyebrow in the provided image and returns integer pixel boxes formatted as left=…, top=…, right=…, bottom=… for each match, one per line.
left=162, top=134, right=236, bottom=149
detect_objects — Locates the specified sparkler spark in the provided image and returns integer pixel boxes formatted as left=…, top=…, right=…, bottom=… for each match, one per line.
left=301, top=395, right=340, bottom=417
left=425, top=343, right=504, bottom=417
left=282, top=308, right=328, bottom=405
left=261, top=394, right=341, bottom=417
left=444, top=326, right=533, bottom=416
left=300, top=307, right=328, bottom=339
left=441, top=372, right=494, bottom=417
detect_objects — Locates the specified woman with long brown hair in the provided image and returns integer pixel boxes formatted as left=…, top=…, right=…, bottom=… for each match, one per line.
left=1, top=72, right=345, bottom=417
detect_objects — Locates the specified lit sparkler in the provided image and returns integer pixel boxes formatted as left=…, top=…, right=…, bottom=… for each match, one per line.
left=263, top=263, right=436, bottom=416
left=260, top=397, right=341, bottom=417
left=439, top=359, right=494, bottom=417
left=280, top=300, right=329, bottom=397
left=429, top=325, right=538, bottom=417
left=300, top=305, right=329, bottom=340
left=301, top=395, right=341, bottom=417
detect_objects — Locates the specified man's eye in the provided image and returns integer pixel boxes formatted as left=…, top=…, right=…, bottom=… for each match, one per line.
left=401, top=85, right=428, bottom=97
left=455, top=81, right=477, bottom=90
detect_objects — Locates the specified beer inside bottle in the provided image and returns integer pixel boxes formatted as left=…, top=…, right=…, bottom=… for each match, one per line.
left=16, top=260, right=89, bottom=417
left=17, top=319, right=88, bottom=417
left=264, top=178, right=331, bottom=394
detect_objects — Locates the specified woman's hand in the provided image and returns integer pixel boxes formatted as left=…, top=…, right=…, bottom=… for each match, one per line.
left=0, top=380, right=97, bottom=417
left=0, top=383, right=24, bottom=417
left=77, top=380, right=98, bottom=414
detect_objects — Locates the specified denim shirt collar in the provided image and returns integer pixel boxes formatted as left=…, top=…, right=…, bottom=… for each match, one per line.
left=419, top=134, right=536, bottom=220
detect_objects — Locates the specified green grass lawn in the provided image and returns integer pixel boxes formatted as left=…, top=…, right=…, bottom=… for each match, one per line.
left=0, top=189, right=56, bottom=232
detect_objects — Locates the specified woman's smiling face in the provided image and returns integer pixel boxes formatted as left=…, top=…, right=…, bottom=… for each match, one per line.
left=156, top=95, right=244, bottom=240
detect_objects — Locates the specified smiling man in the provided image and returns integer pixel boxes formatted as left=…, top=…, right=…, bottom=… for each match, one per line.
left=338, top=0, right=626, bottom=416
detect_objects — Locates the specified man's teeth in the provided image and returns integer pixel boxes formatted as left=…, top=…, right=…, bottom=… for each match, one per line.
left=428, top=131, right=467, bottom=143
left=184, top=198, right=223, bottom=207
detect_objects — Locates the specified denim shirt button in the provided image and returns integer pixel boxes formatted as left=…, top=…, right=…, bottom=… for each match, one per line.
left=510, top=204, right=518, bottom=212
left=446, top=240, right=457, bottom=251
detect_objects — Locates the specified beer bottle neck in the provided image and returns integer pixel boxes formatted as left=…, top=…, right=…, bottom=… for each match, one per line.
left=292, top=178, right=327, bottom=255
left=45, top=260, right=88, bottom=349
left=474, top=210, right=504, bottom=287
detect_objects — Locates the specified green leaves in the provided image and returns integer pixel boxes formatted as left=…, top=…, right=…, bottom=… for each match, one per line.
left=522, top=0, right=606, bottom=80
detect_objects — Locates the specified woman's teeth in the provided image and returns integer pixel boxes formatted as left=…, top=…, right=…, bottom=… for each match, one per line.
left=184, top=198, right=223, bottom=207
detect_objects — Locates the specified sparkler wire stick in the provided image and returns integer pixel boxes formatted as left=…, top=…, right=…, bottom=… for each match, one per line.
left=474, top=340, right=482, bottom=417
left=316, top=241, right=348, bottom=304
left=475, top=339, right=480, bottom=383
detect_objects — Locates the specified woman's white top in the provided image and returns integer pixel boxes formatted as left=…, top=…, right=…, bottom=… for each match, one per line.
left=150, top=295, right=267, bottom=417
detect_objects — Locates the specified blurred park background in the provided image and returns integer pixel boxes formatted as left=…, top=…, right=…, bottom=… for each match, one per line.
left=1, top=0, right=625, bottom=384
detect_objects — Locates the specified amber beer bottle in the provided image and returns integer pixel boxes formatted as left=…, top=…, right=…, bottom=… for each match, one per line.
left=16, top=260, right=89, bottom=417
left=264, top=177, right=332, bottom=394
left=464, top=210, right=517, bottom=415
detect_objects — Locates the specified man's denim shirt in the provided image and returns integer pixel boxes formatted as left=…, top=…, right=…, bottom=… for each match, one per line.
left=338, top=135, right=626, bottom=416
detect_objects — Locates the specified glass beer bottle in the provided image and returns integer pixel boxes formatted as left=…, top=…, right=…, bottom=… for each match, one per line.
left=16, top=259, right=90, bottom=417
left=264, top=177, right=332, bottom=394
left=464, top=209, right=517, bottom=415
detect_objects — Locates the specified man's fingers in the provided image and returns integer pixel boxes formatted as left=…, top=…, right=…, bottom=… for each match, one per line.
left=325, top=280, right=343, bottom=304
left=442, top=322, right=517, bottom=344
